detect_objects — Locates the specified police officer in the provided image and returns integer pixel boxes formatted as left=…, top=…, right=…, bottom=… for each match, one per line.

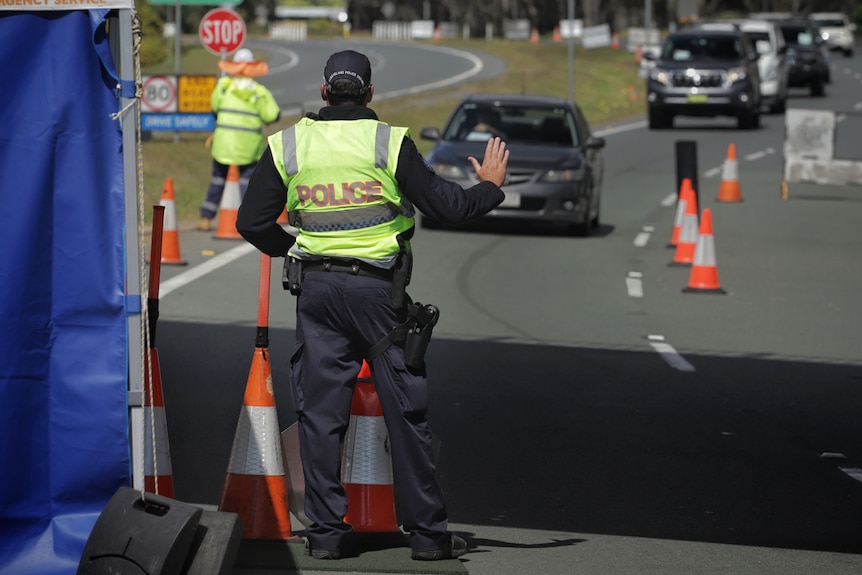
left=236, top=50, right=509, bottom=561
left=197, top=48, right=281, bottom=231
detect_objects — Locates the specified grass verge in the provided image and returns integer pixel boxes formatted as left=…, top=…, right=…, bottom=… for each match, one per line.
left=141, top=37, right=646, bottom=223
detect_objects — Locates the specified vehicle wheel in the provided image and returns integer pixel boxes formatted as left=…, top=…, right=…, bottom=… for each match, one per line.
left=648, top=108, right=670, bottom=130
left=845, top=48, right=854, bottom=57
left=420, top=215, right=442, bottom=230
left=811, top=81, right=825, bottom=97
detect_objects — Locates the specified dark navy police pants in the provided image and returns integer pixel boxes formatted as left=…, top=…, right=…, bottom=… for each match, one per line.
left=289, top=269, right=450, bottom=553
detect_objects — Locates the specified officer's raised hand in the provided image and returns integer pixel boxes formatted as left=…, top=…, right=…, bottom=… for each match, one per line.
left=468, top=137, right=509, bottom=187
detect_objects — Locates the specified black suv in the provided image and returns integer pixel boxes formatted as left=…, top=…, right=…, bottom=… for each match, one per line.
left=646, top=25, right=762, bottom=129
left=777, top=19, right=829, bottom=96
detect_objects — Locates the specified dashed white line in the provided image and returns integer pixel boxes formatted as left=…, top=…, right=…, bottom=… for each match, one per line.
left=661, top=193, right=677, bottom=207
left=647, top=335, right=695, bottom=371
left=839, top=467, right=862, bottom=483
left=626, top=272, right=643, bottom=298
left=634, top=225, right=654, bottom=247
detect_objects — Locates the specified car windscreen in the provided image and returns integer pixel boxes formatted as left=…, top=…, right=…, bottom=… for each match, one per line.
left=813, top=18, right=847, bottom=27
left=443, top=104, right=578, bottom=147
left=780, top=24, right=816, bottom=45
left=661, top=35, right=745, bottom=61
left=743, top=30, right=772, bottom=54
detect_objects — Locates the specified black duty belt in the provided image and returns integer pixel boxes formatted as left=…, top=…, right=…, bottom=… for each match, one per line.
left=302, top=258, right=395, bottom=281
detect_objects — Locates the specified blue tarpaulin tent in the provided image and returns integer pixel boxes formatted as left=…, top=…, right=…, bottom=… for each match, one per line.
left=0, top=5, right=141, bottom=573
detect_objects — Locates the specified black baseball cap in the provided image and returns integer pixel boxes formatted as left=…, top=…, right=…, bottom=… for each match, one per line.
left=323, top=50, right=372, bottom=96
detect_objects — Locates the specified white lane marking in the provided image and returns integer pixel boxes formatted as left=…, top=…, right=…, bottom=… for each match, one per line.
left=745, top=151, right=767, bottom=161
left=159, top=242, right=256, bottom=298
left=820, top=452, right=848, bottom=459
left=839, top=467, right=862, bottom=483
left=594, top=120, right=648, bottom=137
left=661, top=193, right=677, bottom=207
left=626, top=272, right=643, bottom=298
left=648, top=337, right=696, bottom=371
left=634, top=226, right=654, bottom=247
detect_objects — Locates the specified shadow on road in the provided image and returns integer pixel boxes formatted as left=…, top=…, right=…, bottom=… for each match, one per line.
left=158, top=320, right=862, bottom=556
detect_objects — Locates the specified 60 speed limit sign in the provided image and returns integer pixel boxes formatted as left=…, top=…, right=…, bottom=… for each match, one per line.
left=141, top=76, right=177, bottom=113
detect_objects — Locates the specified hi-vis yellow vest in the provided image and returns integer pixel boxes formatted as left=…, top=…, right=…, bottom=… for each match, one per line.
left=268, top=118, right=415, bottom=260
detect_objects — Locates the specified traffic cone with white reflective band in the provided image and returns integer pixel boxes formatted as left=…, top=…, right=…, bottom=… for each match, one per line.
left=717, top=143, right=743, bottom=202
left=668, top=178, right=693, bottom=248
left=684, top=209, right=726, bottom=294
left=342, top=361, right=400, bottom=533
left=157, top=178, right=187, bottom=265
left=219, top=346, right=293, bottom=540
left=143, top=348, right=175, bottom=497
left=214, top=165, right=243, bottom=239
left=671, top=184, right=698, bottom=266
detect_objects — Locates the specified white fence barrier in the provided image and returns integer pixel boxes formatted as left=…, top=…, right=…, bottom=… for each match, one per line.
left=582, top=24, right=611, bottom=49
left=269, top=20, right=307, bottom=42
left=628, top=26, right=662, bottom=51
left=782, top=108, right=862, bottom=198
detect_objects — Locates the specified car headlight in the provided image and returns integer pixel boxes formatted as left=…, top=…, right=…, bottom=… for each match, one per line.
left=431, top=163, right=468, bottom=179
left=726, top=65, right=747, bottom=85
left=541, top=169, right=579, bottom=183
left=650, top=68, right=671, bottom=86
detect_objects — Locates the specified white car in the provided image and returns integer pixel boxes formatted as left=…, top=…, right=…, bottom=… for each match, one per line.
left=810, top=12, right=856, bottom=57
left=738, top=19, right=789, bottom=113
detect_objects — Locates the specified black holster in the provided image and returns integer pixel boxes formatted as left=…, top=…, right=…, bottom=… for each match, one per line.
left=283, top=257, right=302, bottom=295
left=367, top=302, right=439, bottom=370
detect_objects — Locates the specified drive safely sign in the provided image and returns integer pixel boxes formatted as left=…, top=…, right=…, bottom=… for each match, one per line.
left=199, top=8, right=246, bottom=56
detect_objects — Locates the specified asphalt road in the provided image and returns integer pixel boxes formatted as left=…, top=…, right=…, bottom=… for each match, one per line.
left=152, top=40, right=862, bottom=574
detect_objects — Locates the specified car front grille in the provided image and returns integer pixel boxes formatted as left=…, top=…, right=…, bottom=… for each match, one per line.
left=670, top=70, right=726, bottom=88
left=505, top=169, right=535, bottom=186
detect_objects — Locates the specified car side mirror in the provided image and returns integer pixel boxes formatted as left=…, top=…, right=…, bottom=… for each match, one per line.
left=642, top=51, right=656, bottom=61
left=420, top=127, right=440, bottom=141
left=585, top=136, right=605, bottom=150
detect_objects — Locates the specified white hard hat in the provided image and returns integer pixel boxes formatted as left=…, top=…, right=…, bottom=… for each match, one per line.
left=233, top=48, right=254, bottom=63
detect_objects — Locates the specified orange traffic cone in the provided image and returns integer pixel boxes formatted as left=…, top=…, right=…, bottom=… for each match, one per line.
left=342, top=361, right=400, bottom=533
left=530, top=27, right=540, bottom=44
left=671, top=184, right=699, bottom=266
left=214, top=165, right=243, bottom=239
left=219, top=346, right=294, bottom=539
left=553, top=26, right=562, bottom=43
left=717, top=143, right=743, bottom=202
left=433, top=27, right=441, bottom=41
left=668, top=178, right=693, bottom=248
left=143, top=348, right=174, bottom=497
left=611, top=32, right=620, bottom=49
left=157, top=178, right=187, bottom=265
left=683, top=208, right=726, bottom=294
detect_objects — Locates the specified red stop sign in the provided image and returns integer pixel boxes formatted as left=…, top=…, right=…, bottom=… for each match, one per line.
left=199, top=8, right=246, bottom=56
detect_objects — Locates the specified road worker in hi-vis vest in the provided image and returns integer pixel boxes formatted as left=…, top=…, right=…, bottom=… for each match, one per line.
left=236, top=50, right=508, bottom=562
left=196, top=48, right=281, bottom=231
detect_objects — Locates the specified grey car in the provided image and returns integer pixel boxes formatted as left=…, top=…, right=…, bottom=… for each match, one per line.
left=419, top=94, right=605, bottom=236
left=645, top=25, right=762, bottom=129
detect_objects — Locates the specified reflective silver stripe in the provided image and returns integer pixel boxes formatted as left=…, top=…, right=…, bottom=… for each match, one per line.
left=375, top=123, right=390, bottom=169
left=299, top=204, right=399, bottom=232
left=218, top=107, right=263, bottom=118
left=281, top=124, right=298, bottom=175
left=214, top=123, right=263, bottom=134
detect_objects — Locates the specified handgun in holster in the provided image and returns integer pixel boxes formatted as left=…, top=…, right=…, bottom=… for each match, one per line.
left=283, top=256, right=302, bottom=295
left=366, top=302, right=440, bottom=370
